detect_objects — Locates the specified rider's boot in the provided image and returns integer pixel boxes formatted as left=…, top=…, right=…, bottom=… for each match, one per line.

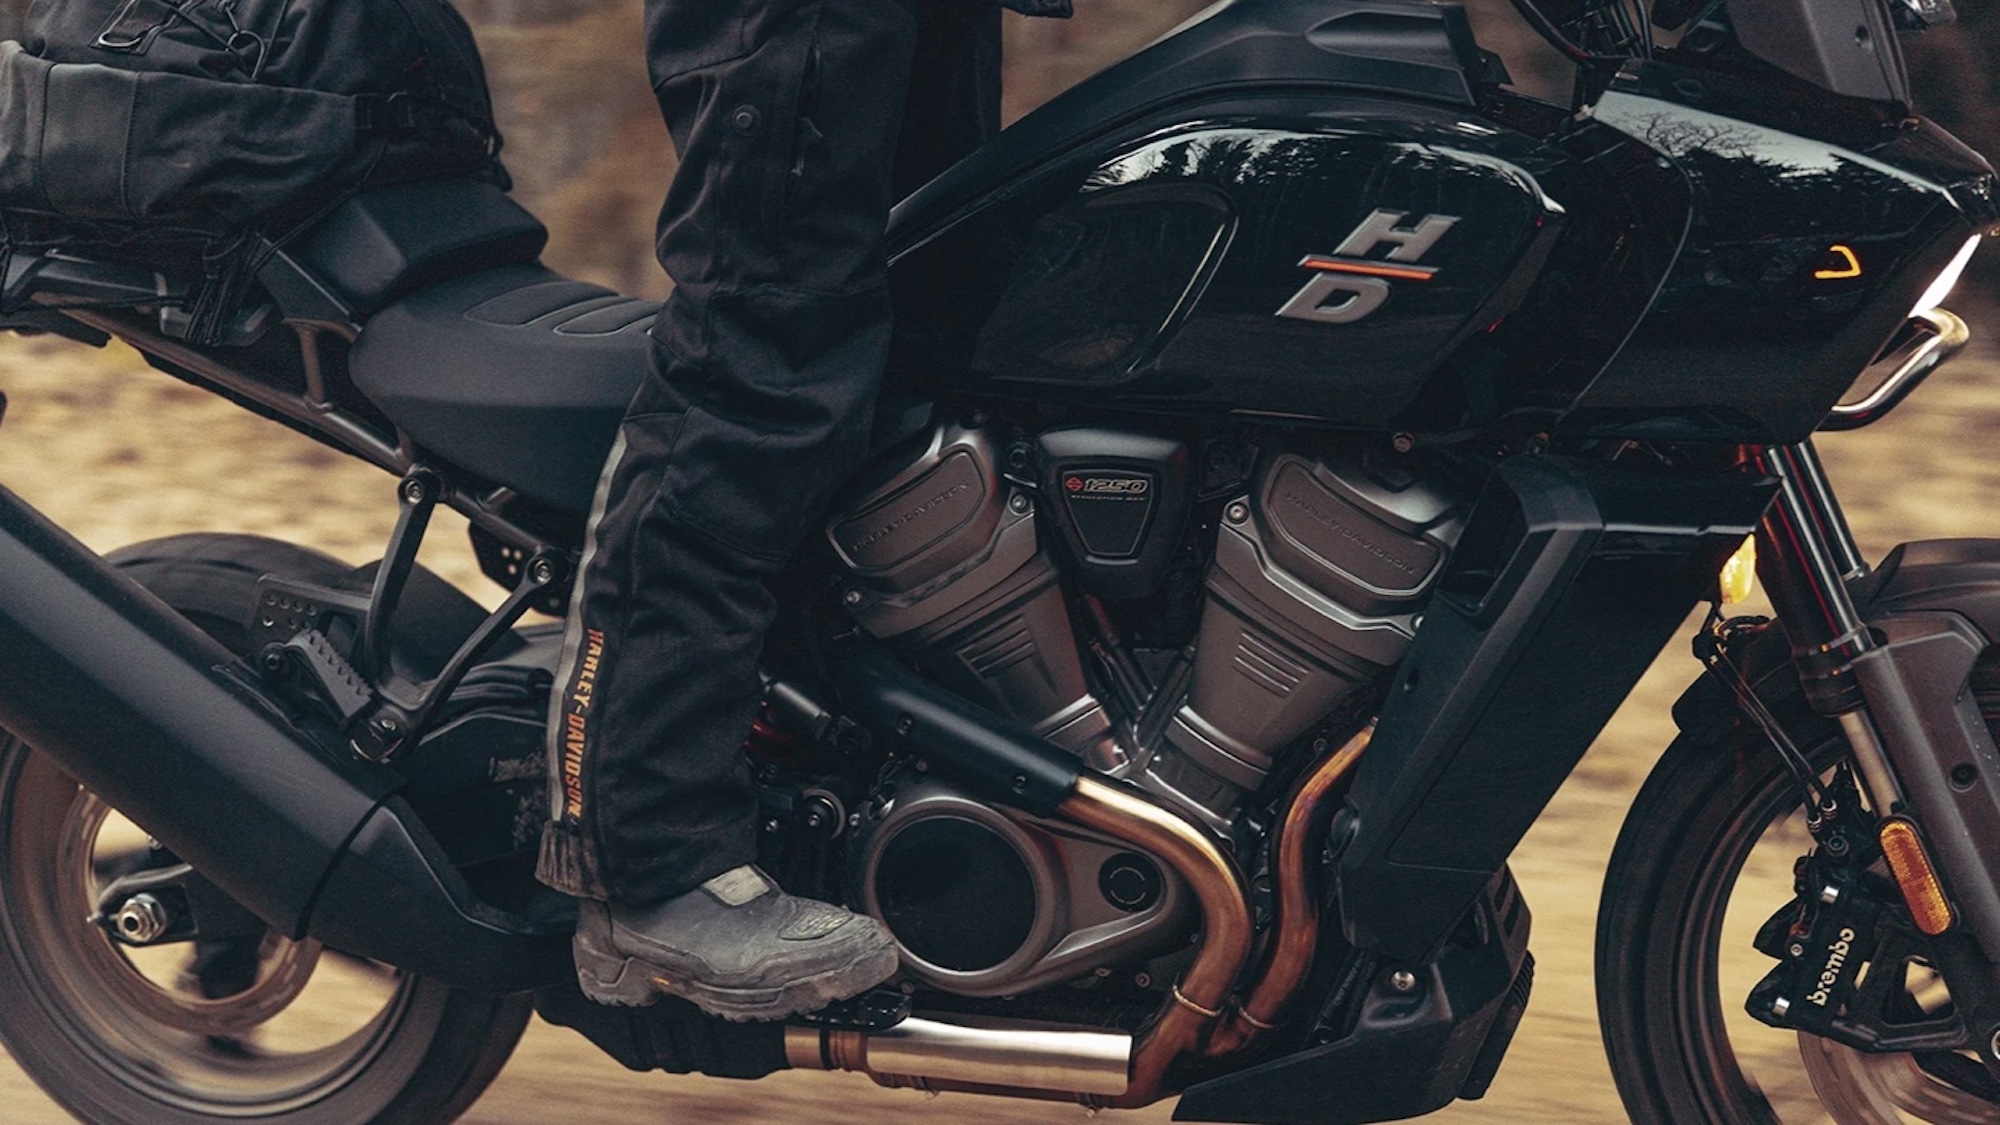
left=571, top=865, right=899, bottom=1022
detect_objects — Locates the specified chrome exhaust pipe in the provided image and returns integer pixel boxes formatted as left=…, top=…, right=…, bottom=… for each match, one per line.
left=786, top=1017, right=1133, bottom=1097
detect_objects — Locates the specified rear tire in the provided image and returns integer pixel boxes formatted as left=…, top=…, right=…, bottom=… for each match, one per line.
left=0, top=533, right=532, bottom=1123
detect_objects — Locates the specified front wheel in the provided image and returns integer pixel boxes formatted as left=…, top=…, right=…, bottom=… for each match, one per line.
left=0, top=533, right=532, bottom=1123
left=1598, top=711, right=2000, bottom=1123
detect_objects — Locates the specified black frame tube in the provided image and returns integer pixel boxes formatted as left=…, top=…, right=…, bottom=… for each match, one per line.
left=837, top=646, right=1082, bottom=817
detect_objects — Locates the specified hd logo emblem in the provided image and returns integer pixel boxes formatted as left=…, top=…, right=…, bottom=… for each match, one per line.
left=1277, top=209, right=1460, bottom=325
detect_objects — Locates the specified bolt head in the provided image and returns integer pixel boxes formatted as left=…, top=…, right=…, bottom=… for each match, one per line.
left=1788, top=942, right=1806, bottom=958
left=527, top=557, right=557, bottom=586
left=1388, top=969, right=1419, bottom=994
left=1819, top=885, right=1841, bottom=905
left=1990, top=1027, right=2000, bottom=1060
left=844, top=589, right=864, bottom=606
left=1226, top=502, right=1250, bottom=525
left=1772, top=997, right=1792, bottom=1018
left=400, top=477, right=428, bottom=504
left=1009, top=493, right=1032, bottom=515
left=1392, top=433, right=1416, bottom=454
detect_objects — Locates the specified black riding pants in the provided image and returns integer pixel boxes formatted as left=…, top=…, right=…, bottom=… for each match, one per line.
left=539, top=0, right=1007, bottom=905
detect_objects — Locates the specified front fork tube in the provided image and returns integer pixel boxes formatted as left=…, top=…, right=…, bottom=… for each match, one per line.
left=1755, top=440, right=2000, bottom=1063
left=1751, top=443, right=1904, bottom=811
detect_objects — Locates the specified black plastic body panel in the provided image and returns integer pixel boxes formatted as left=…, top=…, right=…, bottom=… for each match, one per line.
left=0, top=485, right=562, bottom=992
left=1554, top=60, right=1996, bottom=443
left=1336, top=456, right=1776, bottom=960
left=888, top=92, right=1566, bottom=424
left=259, top=178, right=549, bottom=324
left=1727, top=0, right=1908, bottom=104
left=888, top=0, right=1488, bottom=252
left=885, top=11, right=1994, bottom=440
left=1176, top=870, right=1533, bottom=1125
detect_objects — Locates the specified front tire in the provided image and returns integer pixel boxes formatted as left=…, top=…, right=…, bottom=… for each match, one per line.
left=0, top=533, right=531, bottom=1123
left=1598, top=712, right=2000, bottom=1123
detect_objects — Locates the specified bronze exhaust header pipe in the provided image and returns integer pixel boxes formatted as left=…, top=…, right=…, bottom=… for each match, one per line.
left=781, top=777, right=1251, bottom=1106
left=1061, top=774, right=1253, bottom=1105
left=1206, top=725, right=1372, bottom=1058
left=838, top=649, right=1255, bottom=1104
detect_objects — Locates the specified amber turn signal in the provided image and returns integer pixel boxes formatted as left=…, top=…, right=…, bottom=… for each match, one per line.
left=1719, top=535, right=1758, bottom=607
left=1879, top=818, right=1955, bottom=936
left=1814, top=244, right=1864, bottom=280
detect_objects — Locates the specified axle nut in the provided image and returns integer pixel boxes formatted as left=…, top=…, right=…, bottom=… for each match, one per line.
left=113, top=894, right=171, bottom=945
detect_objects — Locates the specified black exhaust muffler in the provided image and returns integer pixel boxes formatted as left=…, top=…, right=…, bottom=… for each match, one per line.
left=0, top=485, right=561, bottom=992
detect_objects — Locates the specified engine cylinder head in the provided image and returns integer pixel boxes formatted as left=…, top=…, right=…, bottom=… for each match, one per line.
left=1138, top=452, right=1462, bottom=828
left=828, top=425, right=1115, bottom=761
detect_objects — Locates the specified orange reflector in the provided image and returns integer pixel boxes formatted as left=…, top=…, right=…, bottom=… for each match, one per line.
left=1879, top=818, right=1955, bottom=936
left=1720, top=535, right=1758, bottom=606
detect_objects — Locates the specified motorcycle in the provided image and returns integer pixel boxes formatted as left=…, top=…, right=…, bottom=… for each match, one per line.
left=0, top=0, right=1990, bottom=1120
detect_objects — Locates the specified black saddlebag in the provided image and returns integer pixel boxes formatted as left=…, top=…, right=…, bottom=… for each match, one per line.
left=0, top=0, right=506, bottom=336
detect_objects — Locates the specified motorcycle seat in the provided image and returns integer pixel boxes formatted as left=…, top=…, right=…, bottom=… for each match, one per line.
left=349, top=263, right=652, bottom=516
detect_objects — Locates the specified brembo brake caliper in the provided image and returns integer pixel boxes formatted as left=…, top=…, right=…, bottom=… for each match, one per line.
left=1745, top=774, right=1967, bottom=1053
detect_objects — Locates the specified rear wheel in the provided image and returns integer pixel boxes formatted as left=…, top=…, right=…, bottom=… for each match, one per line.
left=1598, top=712, right=2000, bottom=1123
left=0, top=534, right=531, bottom=1123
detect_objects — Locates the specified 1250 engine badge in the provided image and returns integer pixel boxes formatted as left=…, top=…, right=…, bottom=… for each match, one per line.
left=1277, top=209, right=1461, bottom=325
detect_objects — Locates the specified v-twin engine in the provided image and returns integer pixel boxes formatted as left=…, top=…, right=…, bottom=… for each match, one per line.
left=825, top=422, right=1462, bottom=996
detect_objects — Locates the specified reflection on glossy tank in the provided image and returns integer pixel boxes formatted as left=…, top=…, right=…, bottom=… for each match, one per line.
left=886, top=0, right=1996, bottom=443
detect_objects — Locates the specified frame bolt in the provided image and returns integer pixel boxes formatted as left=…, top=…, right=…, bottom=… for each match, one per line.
left=1387, top=970, right=1418, bottom=994
left=113, top=894, right=171, bottom=945
left=527, top=556, right=559, bottom=586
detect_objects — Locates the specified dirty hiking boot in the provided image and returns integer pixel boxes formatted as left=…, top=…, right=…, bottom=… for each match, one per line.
left=572, top=866, right=899, bottom=1021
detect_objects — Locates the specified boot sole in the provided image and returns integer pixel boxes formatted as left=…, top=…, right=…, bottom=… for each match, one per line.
left=575, top=931, right=900, bottom=1023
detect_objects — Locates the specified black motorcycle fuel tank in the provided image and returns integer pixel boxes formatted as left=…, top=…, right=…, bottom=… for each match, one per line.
left=885, top=0, right=1571, bottom=425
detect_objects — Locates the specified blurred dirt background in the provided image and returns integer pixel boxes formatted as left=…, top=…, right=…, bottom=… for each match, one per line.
left=0, top=0, right=1996, bottom=1121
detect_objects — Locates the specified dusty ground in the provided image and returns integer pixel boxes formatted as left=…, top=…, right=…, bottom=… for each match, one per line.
left=0, top=297, right=1993, bottom=1123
